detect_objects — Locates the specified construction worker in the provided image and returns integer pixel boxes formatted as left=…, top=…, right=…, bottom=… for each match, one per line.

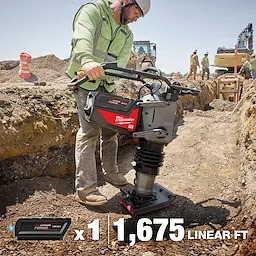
left=186, top=49, right=200, bottom=80
left=239, top=57, right=251, bottom=79
left=201, top=51, right=210, bottom=80
left=250, top=54, right=256, bottom=79
left=66, top=0, right=151, bottom=206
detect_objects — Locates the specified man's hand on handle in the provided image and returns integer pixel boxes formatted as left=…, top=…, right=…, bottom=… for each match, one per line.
left=68, top=62, right=105, bottom=92
left=76, top=61, right=105, bottom=80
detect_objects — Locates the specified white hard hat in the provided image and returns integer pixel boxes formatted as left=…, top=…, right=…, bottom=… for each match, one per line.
left=204, top=51, right=208, bottom=55
left=193, top=49, right=197, bottom=53
left=134, top=0, right=151, bottom=16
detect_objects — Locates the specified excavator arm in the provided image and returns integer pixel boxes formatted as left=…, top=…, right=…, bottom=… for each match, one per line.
left=237, top=23, right=253, bottom=54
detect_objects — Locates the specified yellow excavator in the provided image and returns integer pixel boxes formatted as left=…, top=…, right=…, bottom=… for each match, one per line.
left=126, top=40, right=156, bottom=70
left=214, top=23, right=253, bottom=77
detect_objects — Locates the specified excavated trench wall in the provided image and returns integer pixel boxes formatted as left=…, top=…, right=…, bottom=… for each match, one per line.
left=240, top=80, right=256, bottom=193
left=0, top=87, right=77, bottom=183
left=239, top=80, right=256, bottom=221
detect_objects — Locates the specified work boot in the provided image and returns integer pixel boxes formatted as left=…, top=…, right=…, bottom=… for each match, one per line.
left=104, top=171, right=128, bottom=186
left=75, top=190, right=107, bottom=206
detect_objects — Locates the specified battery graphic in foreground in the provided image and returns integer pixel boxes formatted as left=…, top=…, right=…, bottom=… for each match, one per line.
left=15, top=218, right=71, bottom=240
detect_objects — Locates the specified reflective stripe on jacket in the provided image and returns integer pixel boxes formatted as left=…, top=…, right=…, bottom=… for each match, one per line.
left=66, top=0, right=133, bottom=92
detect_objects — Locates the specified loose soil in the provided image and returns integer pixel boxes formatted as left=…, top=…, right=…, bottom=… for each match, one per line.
left=0, top=55, right=255, bottom=256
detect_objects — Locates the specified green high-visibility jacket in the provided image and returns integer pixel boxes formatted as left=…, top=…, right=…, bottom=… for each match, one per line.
left=201, top=56, right=209, bottom=67
left=190, top=54, right=199, bottom=66
left=243, top=60, right=251, bottom=69
left=250, top=58, right=256, bottom=70
left=66, top=0, right=133, bottom=92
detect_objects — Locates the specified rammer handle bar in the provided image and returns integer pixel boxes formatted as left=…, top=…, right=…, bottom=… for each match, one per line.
left=67, top=62, right=201, bottom=94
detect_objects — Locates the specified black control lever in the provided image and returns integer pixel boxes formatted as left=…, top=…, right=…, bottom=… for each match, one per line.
left=170, top=81, right=200, bottom=95
left=142, top=66, right=162, bottom=76
left=68, top=76, right=89, bottom=91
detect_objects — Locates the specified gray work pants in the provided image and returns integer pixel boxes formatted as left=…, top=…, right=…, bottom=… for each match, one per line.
left=202, top=67, right=210, bottom=80
left=251, top=70, right=256, bottom=79
left=74, top=86, right=118, bottom=194
left=239, top=66, right=251, bottom=79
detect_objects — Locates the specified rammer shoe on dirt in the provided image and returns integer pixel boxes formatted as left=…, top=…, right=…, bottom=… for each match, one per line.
left=104, top=172, right=128, bottom=186
left=75, top=190, right=107, bottom=206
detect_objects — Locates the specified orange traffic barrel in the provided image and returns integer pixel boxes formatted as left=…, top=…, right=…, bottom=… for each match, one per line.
left=19, top=52, right=32, bottom=79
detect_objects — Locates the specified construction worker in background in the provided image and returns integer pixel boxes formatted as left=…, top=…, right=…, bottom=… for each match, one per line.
left=186, top=49, right=200, bottom=80
left=201, top=51, right=210, bottom=80
left=239, top=57, right=251, bottom=79
left=66, top=0, right=151, bottom=207
left=250, top=54, right=256, bottom=79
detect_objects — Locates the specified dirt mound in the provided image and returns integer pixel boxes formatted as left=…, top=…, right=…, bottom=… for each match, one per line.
left=0, top=54, right=68, bottom=84
left=0, top=60, right=19, bottom=71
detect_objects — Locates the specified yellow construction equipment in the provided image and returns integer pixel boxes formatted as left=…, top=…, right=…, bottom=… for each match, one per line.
left=126, top=41, right=156, bottom=70
left=214, top=23, right=253, bottom=77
